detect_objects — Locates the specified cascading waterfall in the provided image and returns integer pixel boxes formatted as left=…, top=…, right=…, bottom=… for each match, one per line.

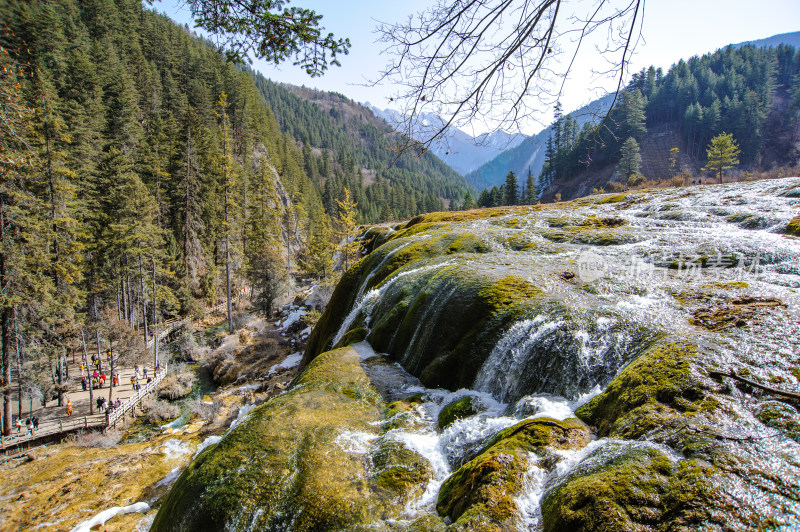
left=155, top=179, right=800, bottom=531
left=331, top=261, right=453, bottom=347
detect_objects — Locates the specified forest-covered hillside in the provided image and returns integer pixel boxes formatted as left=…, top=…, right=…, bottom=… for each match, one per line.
left=251, top=78, right=470, bottom=220
left=0, top=0, right=466, bottom=424
left=469, top=42, right=800, bottom=204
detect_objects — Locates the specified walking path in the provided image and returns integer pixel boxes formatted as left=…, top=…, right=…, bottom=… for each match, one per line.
left=2, top=364, right=168, bottom=455
left=2, top=290, right=248, bottom=456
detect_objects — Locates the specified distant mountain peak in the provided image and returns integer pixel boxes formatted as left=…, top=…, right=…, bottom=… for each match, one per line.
left=368, top=105, right=525, bottom=175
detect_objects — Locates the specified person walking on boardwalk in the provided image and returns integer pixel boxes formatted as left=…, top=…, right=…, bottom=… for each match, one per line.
left=81, top=376, right=87, bottom=391
left=66, top=399, right=74, bottom=417
left=113, top=374, right=119, bottom=387
left=14, top=418, right=22, bottom=432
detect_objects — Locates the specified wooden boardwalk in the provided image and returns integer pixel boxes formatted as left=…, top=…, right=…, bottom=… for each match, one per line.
left=1, top=364, right=168, bottom=457
left=2, top=291, right=246, bottom=459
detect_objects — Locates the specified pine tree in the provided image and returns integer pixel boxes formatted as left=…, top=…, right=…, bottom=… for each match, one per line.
left=461, top=191, right=474, bottom=210
left=0, top=50, right=52, bottom=434
left=176, top=109, right=206, bottom=283
left=216, top=92, right=238, bottom=333
left=503, top=171, right=519, bottom=206
left=618, top=137, right=642, bottom=181
left=336, top=188, right=360, bottom=272
left=525, top=169, right=535, bottom=204
left=245, top=156, right=285, bottom=315
left=704, top=132, right=740, bottom=183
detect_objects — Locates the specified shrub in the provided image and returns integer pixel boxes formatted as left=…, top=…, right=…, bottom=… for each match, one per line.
left=73, top=429, right=122, bottom=448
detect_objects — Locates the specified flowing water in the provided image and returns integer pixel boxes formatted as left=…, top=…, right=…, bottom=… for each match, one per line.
left=327, top=179, right=800, bottom=528
left=158, top=179, right=800, bottom=530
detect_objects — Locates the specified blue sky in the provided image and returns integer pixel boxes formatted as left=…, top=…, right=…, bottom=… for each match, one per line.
left=153, top=1, right=800, bottom=135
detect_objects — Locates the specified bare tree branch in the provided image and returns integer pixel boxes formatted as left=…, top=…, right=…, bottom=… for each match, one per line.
left=372, top=0, right=644, bottom=153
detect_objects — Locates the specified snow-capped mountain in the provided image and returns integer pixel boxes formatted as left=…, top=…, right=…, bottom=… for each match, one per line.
left=367, top=104, right=525, bottom=176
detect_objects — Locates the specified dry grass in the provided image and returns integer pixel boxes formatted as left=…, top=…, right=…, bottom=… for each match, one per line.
left=72, top=429, right=123, bottom=449
left=142, top=398, right=180, bottom=423
left=157, top=372, right=195, bottom=400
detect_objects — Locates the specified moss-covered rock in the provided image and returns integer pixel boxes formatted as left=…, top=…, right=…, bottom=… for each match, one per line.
left=151, top=347, right=395, bottom=532
left=334, top=326, right=368, bottom=348
left=405, top=515, right=448, bottom=532
left=576, top=341, right=719, bottom=441
left=437, top=449, right=527, bottom=528
left=690, top=296, right=784, bottom=331
left=541, top=445, right=675, bottom=531
left=437, top=417, right=591, bottom=528
left=756, top=401, right=800, bottom=442
left=437, top=396, right=479, bottom=429
left=784, top=216, right=800, bottom=236
left=482, top=417, right=592, bottom=455
left=541, top=444, right=727, bottom=532
left=370, top=438, right=432, bottom=499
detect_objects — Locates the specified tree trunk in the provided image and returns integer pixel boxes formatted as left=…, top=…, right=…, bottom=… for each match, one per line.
left=1, top=201, right=11, bottom=436
left=15, top=311, right=22, bottom=421
left=116, top=276, right=122, bottom=321
left=57, top=353, right=63, bottom=407
left=2, top=305, right=11, bottom=436
left=152, top=257, right=158, bottom=368
left=139, top=250, right=148, bottom=345
left=121, top=273, right=128, bottom=326
left=226, top=233, right=233, bottom=334
left=80, top=328, right=94, bottom=415
left=108, top=343, right=114, bottom=405
left=95, top=329, right=102, bottom=373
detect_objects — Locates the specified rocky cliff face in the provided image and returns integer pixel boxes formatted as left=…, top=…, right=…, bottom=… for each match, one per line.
left=155, top=178, right=800, bottom=531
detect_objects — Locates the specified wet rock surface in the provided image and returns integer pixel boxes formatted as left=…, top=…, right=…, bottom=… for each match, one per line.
left=163, top=179, right=800, bottom=530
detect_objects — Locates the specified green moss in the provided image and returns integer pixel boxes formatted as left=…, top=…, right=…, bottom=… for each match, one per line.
left=756, top=401, right=800, bottom=442
left=482, top=417, right=591, bottom=454
left=370, top=439, right=432, bottom=499
left=437, top=417, right=592, bottom=528
left=383, top=395, right=425, bottom=431
left=699, top=281, right=749, bottom=290
left=786, top=216, right=800, bottom=236
left=542, top=445, right=726, bottom=532
left=576, top=341, right=718, bottom=441
left=690, top=296, right=784, bottom=331
left=437, top=396, right=478, bottom=429
left=334, top=327, right=368, bottom=348
left=405, top=515, right=448, bottom=532
left=595, top=193, right=629, bottom=204
left=726, top=212, right=767, bottom=229
left=151, top=347, right=395, bottom=532
left=477, top=275, right=543, bottom=311
left=437, top=450, right=527, bottom=526
left=579, top=215, right=628, bottom=228
left=541, top=446, right=675, bottom=532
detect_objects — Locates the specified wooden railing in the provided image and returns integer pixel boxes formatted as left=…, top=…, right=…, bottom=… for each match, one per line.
left=1, top=413, right=107, bottom=452
left=1, top=363, right=168, bottom=454
left=106, top=363, right=168, bottom=429
left=144, top=290, right=248, bottom=349
left=146, top=318, right=189, bottom=350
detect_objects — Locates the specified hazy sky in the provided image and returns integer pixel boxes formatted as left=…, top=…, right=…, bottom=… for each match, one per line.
left=154, top=1, right=800, bottom=135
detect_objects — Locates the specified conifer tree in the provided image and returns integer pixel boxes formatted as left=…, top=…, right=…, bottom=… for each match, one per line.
left=503, top=171, right=519, bottom=206
left=525, top=169, right=535, bottom=204
left=0, top=49, right=51, bottom=434
left=618, top=137, right=642, bottom=181
left=461, top=191, right=474, bottom=210
left=336, top=188, right=360, bottom=272
left=216, top=92, right=237, bottom=333
left=704, top=132, right=740, bottom=183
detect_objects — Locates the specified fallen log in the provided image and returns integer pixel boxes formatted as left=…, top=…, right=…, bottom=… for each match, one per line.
left=710, top=369, right=800, bottom=401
